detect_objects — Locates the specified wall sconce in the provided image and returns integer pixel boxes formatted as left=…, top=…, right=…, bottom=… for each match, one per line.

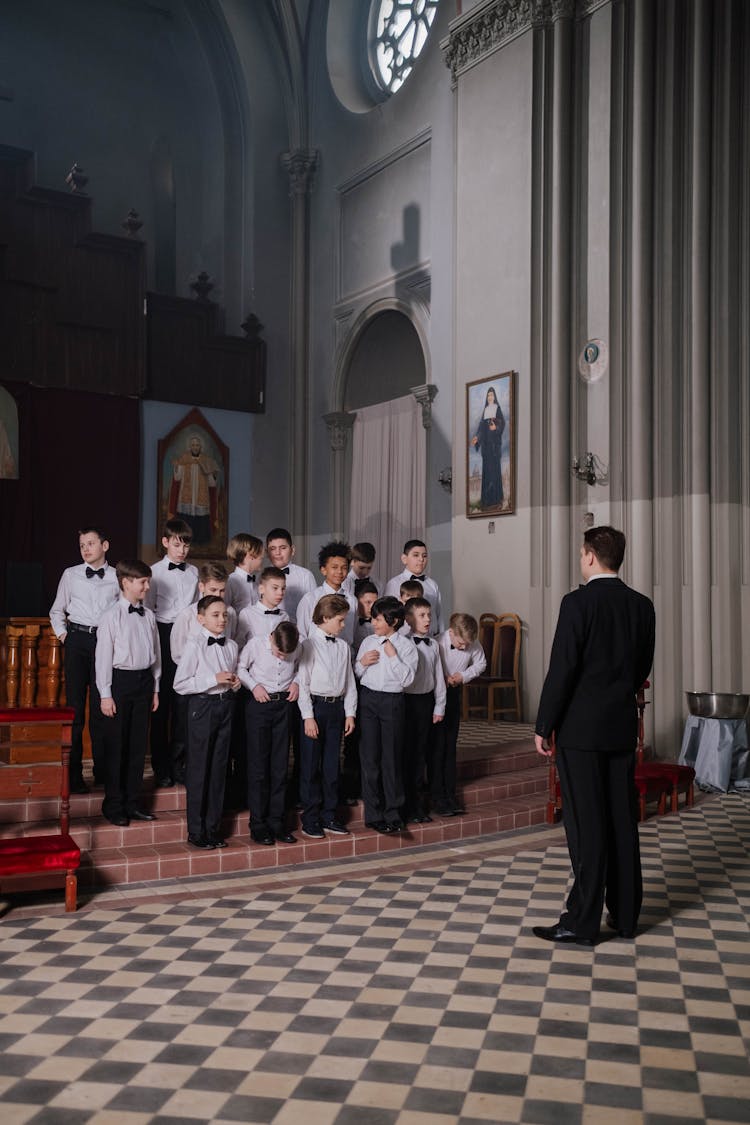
left=572, top=452, right=608, bottom=486
left=438, top=466, right=452, bottom=493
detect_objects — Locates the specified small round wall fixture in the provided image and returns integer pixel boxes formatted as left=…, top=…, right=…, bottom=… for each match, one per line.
left=369, top=0, right=439, bottom=95
left=578, top=338, right=608, bottom=383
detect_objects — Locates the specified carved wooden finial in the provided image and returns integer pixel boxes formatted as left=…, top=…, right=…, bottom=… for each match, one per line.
left=121, top=208, right=143, bottom=237
left=65, top=162, right=88, bottom=194
left=241, top=312, right=264, bottom=340
left=190, top=271, right=214, bottom=302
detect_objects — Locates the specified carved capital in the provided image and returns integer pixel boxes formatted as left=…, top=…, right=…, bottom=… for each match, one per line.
left=410, top=383, right=438, bottom=430
left=443, top=0, right=577, bottom=82
left=282, top=149, right=319, bottom=197
left=324, top=411, right=356, bottom=453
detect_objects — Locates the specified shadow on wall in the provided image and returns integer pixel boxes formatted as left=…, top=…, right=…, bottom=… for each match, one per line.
left=391, top=202, right=421, bottom=272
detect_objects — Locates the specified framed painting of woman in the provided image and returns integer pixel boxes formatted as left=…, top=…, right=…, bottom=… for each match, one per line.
left=466, top=372, right=515, bottom=518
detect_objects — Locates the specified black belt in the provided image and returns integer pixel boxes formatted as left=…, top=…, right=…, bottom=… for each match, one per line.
left=311, top=694, right=342, bottom=703
left=194, top=691, right=235, bottom=701
left=67, top=621, right=97, bottom=635
left=266, top=692, right=289, bottom=701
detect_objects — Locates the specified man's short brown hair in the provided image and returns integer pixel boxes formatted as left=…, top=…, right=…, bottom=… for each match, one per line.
left=584, top=526, right=626, bottom=572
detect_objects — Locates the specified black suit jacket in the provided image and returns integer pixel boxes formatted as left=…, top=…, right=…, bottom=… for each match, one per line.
left=535, top=576, right=655, bottom=752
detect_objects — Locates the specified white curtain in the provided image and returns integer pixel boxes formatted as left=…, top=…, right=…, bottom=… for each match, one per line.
left=348, top=395, right=426, bottom=579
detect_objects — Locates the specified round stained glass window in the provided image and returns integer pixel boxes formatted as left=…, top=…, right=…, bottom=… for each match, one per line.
left=369, top=0, right=439, bottom=95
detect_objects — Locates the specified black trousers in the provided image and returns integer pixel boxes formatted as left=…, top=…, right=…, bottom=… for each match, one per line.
left=404, top=691, right=434, bottom=818
left=101, top=668, right=152, bottom=820
left=556, top=745, right=643, bottom=940
left=64, top=629, right=105, bottom=783
left=246, top=695, right=290, bottom=834
left=299, top=698, right=344, bottom=831
left=429, top=684, right=460, bottom=805
left=185, top=693, right=235, bottom=839
left=150, top=622, right=182, bottom=780
left=359, top=686, right=405, bottom=824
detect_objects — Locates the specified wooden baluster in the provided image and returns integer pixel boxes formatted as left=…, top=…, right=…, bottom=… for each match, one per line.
left=20, top=625, right=40, bottom=708
left=46, top=631, right=62, bottom=707
left=5, top=626, right=23, bottom=707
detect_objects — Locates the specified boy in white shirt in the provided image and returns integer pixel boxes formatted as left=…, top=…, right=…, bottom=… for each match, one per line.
left=384, top=539, right=444, bottom=635
left=296, top=542, right=357, bottom=645
left=297, top=595, right=357, bottom=839
left=343, top=541, right=381, bottom=596
left=225, top=533, right=264, bottom=614
left=50, top=525, right=119, bottom=793
left=144, top=519, right=199, bottom=788
left=355, top=596, right=418, bottom=834
left=434, top=613, right=487, bottom=816
left=238, top=620, right=301, bottom=846
left=236, top=567, right=289, bottom=647
left=403, top=597, right=446, bottom=823
left=265, top=527, right=317, bottom=622
left=342, top=580, right=379, bottom=805
left=174, top=595, right=241, bottom=849
left=95, top=560, right=161, bottom=827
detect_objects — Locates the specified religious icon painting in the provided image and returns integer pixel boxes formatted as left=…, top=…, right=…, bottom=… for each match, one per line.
left=466, top=371, right=515, bottom=518
left=157, top=408, right=229, bottom=558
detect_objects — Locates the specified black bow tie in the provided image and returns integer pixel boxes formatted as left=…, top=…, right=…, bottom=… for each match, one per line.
left=414, top=636, right=431, bottom=645
left=325, top=635, right=336, bottom=643
left=128, top=604, right=145, bottom=616
left=85, top=566, right=105, bottom=579
left=208, top=636, right=226, bottom=646
left=264, top=608, right=281, bottom=615
left=247, top=574, right=256, bottom=583
left=359, top=617, right=371, bottom=626
left=168, top=562, right=186, bottom=571
left=281, top=566, right=291, bottom=575
left=409, top=574, right=425, bottom=582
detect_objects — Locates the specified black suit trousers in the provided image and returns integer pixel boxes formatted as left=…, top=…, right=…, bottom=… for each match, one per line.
left=185, top=693, right=234, bottom=839
left=64, top=629, right=105, bottom=783
left=246, top=695, right=290, bottom=834
left=555, top=745, right=642, bottom=939
left=102, top=668, right=152, bottom=820
left=359, top=686, right=405, bottom=823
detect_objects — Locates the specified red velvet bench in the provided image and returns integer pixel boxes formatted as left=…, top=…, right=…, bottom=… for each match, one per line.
left=0, top=707, right=81, bottom=912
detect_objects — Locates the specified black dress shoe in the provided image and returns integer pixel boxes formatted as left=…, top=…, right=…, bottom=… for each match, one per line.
left=276, top=832, right=297, bottom=844
left=322, top=820, right=350, bottom=835
left=131, top=809, right=156, bottom=821
left=187, top=834, right=215, bottom=849
left=532, top=923, right=595, bottom=946
left=104, top=813, right=129, bottom=827
left=386, top=819, right=405, bottom=832
left=70, top=779, right=89, bottom=795
left=301, top=826, right=325, bottom=840
left=208, top=836, right=227, bottom=848
left=156, top=776, right=174, bottom=788
left=605, top=913, right=636, bottom=938
left=251, top=831, right=276, bottom=846
left=365, top=820, right=392, bottom=834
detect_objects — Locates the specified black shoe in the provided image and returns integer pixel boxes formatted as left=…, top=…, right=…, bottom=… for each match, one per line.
left=409, top=814, right=432, bottom=824
left=532, top=923, right=595, bottom=946
left=104, top=813, right=129, bottom=827
left=322, top=820, right=350, bottom=835
left=276, top=833, right=297, bottom=844
left=386, top=819, right=405, bottom=832
left=208, top=836, right=227, bottom=849
left=187, top=834, right=215, bottom=849
left=251, top=830, right=275, bottom=846
left=302, top=826, right=325, bottom=839
left=156, top=776, right=174, bottom=788
left=605, top=913, right=636, bottom=938
left=131, top=809, right=156, bottom=821
left=70, top=779, right=89, bottom=795
left=365, top=820, right=392, bottom=834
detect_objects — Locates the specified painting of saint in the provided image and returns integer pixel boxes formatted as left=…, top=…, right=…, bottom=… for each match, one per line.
left=169, top=433, right=219, bottom=544
left=157, top=409, right=228, bottom=556
left=466, top=372, right=515, bottom=518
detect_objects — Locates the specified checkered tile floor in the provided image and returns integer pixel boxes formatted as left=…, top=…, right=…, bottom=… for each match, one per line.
left=0, top=794, right=748, bottom=1124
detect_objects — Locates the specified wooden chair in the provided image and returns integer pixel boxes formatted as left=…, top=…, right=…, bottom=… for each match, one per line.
left=634, top=682, right=695, bottom=813
left=462, top=613, right=522, bottom=722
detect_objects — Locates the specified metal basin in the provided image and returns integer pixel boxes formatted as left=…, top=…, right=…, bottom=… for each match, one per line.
left=686, top=692, right=750, bottom=720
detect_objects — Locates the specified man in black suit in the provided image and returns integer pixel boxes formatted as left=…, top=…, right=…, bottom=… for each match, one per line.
left=533, top=526, right=655, bottom=945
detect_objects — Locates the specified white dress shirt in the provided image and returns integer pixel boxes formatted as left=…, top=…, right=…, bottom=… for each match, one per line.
left=297, top=627, right=358, bottom=720
left=236, top=601, right=289, bottom=649
left=342, top=569, right=382, bottom=597
left=296, top=583, right=357, bottom=645
left=437, top=631, right=487, bottom=684
left=170, top=602, right=238, bottom=664
left=173, top=630, right=240, bottom=696
left=49, top=562, right=119, bottom=637
left=144, top=557, right=199, bottom=624
left=225, top=568, right=258, bottom=614
left=277, top=563, right=317, bottom=622
left=237, top=634, right=300, bottom=693
left=353, top=616, right=374, bottom=652
left=355, top=630, right=419, bottom=692
left=383, top=569, right=444, bottom=634
left=404, top=632, right=447, bottom=716
left=95, top=597, right=161, bottom=698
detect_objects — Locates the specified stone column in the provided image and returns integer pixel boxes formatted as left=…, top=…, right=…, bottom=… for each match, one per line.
left=282, top=148, right=319, bottom=543
left=410, top=383, right=438, bottom=429
left=323, top=411, right=356, bottom=540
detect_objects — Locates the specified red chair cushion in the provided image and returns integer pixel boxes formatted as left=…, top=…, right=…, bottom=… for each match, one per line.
left=638, top=762, right=695, bottom=784
left=0, top=834, right=81, bottom=876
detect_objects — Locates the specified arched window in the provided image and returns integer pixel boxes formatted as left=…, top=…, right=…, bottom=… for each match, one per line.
left=368, top=0, right=439, bottom=95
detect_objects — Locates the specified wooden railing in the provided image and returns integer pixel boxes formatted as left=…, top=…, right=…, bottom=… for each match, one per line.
left=0, top=619, right=63, bottom=709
